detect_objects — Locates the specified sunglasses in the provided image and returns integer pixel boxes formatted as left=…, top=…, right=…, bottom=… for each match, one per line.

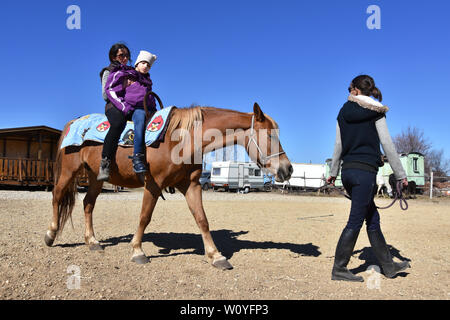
left=116, top=53, right=129, bottom=59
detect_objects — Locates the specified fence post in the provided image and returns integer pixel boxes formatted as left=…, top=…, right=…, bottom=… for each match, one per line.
left=430, top=169, right=433, bottom=200
left=45, top=159, right=49, bottom=182
left=19, top=159, right=22, bottom=182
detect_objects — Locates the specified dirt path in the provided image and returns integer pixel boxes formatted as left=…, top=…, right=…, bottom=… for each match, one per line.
left=0, top=190, right=449, bottom=300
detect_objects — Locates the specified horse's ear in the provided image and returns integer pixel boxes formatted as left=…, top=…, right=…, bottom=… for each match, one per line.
left=253, top=102, right=265, bottom=122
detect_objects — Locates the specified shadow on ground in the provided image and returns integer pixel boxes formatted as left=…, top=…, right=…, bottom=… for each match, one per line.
left=56, top=229, right=321, bottom=260
left=350, top=245, right=412, bottom=278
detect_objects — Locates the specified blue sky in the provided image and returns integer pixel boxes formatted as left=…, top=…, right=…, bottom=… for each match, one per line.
left=1, top=0, right=449, bottom=164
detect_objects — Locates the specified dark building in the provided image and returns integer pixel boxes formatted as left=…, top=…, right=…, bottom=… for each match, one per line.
left=0, top=126, right=61, bottom=186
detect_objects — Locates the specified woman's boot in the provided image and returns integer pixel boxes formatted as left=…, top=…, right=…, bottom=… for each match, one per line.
left=97, top=157, right=111, bottom=181
left=331, top=228, right=364, bottom=282
left=367, top=228, right=410, bottom=278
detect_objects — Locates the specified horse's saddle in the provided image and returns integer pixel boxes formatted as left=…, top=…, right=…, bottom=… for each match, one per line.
left=60, top=106, right=175, bottom=149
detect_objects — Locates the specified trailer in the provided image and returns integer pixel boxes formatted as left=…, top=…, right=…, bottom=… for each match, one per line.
left=210, top=161, right=264, bottom=193
left=274, top=163, right=327, bottom=190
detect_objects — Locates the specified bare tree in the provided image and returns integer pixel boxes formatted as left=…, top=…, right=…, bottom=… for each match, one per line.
left=427, top=149, right=450, bottom=177
left=392, top=126, right=431, bottom=155
left=392, top=126, right=449, bottom=177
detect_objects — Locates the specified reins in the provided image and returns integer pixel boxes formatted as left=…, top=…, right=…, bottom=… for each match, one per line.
left=143, top=91, right=164, bottom=119
left=141, top=91, right=175, bottom=199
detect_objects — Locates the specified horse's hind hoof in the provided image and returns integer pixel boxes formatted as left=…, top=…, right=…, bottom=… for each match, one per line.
left=89, top=243, right=104, bottom=251
left=44, top=233, right=55, bottom=247
left=212, top=257, right=233, bottom=270
left=131, top=254, right=150, bottom=264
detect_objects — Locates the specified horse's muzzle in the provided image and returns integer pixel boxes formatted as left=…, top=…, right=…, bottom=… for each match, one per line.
left=276, top=164, right=293, bottom=182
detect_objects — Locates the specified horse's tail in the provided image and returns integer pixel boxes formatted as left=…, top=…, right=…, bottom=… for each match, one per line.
left=54, top=120, right=78, bottom=237
left=56, top=179, right=77, bottom=237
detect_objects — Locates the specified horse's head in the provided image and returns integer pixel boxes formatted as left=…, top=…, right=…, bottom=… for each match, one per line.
left=247, top=103, right=293, bottom=182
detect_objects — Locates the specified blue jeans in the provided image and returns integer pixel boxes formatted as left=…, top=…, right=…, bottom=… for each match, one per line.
left=132, top=109, right=146, bottom=155
left=341, top=168, right=380, bottom=231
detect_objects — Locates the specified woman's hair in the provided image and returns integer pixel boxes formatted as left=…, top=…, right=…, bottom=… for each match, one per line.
left=108, top=43, right=131, bottom=63
left=350, top=75, right=382, bottom=102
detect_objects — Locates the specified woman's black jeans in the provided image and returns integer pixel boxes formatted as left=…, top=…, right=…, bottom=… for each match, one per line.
left=341, top=168, right=381, bottom=231
left=101, top=106, right=128, bottom=160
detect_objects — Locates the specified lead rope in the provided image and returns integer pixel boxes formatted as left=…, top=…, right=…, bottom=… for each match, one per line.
left=375, top=180, right=408, bottom=210
left=324, top=179, right=408, bottom=211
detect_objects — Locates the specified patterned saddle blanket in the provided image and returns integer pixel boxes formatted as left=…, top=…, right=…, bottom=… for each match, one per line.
left=60, top=106, right=175, bottom=149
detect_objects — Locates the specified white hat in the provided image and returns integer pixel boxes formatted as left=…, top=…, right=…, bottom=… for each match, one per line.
left=134, top=50, right=157, bottom=68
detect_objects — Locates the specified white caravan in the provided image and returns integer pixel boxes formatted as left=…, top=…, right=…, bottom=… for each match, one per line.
left=275, top=163, right=326, bottom=190
left=210, top=161, right=264, bottom=192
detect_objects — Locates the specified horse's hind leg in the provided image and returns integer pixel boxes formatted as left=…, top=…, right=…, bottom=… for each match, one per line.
left=45, top=161, right=80, bottom=246
left=83, top=171, right=104, bottom=251
left=178, top=179, right=233, bottom=270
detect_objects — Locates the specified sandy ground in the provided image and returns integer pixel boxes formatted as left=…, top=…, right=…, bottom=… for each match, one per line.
left=0, top=189, right=449, bottom=300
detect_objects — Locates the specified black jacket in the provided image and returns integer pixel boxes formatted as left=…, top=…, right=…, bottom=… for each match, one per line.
left=337, top=101, right=385, bottom=171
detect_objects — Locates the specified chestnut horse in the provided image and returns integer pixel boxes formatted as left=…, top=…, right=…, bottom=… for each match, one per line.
left=44, top=103, right=293, bottom=269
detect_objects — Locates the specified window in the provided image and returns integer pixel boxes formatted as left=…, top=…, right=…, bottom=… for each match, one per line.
left=212, top=168, right=221, bottom=176
left=413, top=158, right=419, bottom=173
left=249, top=168, right=254, bottom=175
left=255, top=169, right=261, bottom=176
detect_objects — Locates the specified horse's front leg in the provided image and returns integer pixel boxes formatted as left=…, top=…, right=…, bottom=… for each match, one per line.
left=179, top=180, right=233, bottom=270
left=130, top=183, right=160, bottom=264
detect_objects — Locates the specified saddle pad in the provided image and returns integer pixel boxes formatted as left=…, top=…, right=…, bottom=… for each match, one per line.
left=60, top=106, right=175, bottom=149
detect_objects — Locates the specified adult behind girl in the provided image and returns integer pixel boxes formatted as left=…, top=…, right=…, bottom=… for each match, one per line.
left=100, top=43, right=131, bottom=108
left=327, top=75, right=410, bottom=282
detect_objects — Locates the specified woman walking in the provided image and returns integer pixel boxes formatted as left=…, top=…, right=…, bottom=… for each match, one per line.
left=327, top=75, right=410, bottom=282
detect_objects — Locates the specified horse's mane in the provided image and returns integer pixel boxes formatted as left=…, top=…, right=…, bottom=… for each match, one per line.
left=166, top=105, right=204, bottom=139
left=165, top=105, right=279, bottom=139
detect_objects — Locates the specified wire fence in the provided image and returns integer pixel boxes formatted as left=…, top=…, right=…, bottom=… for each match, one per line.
left=270, top=171, right=450, bottom=199
left=424, top=173, right=450, bottom=199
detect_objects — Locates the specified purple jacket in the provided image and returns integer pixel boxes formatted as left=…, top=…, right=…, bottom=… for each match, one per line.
left=105, top=65, right=156, bottom=115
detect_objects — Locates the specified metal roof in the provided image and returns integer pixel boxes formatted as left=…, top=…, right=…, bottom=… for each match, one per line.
left=0, top=125, right=61, bottom=136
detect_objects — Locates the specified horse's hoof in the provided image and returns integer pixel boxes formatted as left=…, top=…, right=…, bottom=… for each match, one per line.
left=89, top=243, right=104, bottom=251
left=131, top=255, right=149, bottom=264
left=44, top=234, right=54, bottom=247
left=212, top=257, right=233, bottom=270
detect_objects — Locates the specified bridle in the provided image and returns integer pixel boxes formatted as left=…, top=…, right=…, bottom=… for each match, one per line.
left=246, top=115, right=285, bottom=166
